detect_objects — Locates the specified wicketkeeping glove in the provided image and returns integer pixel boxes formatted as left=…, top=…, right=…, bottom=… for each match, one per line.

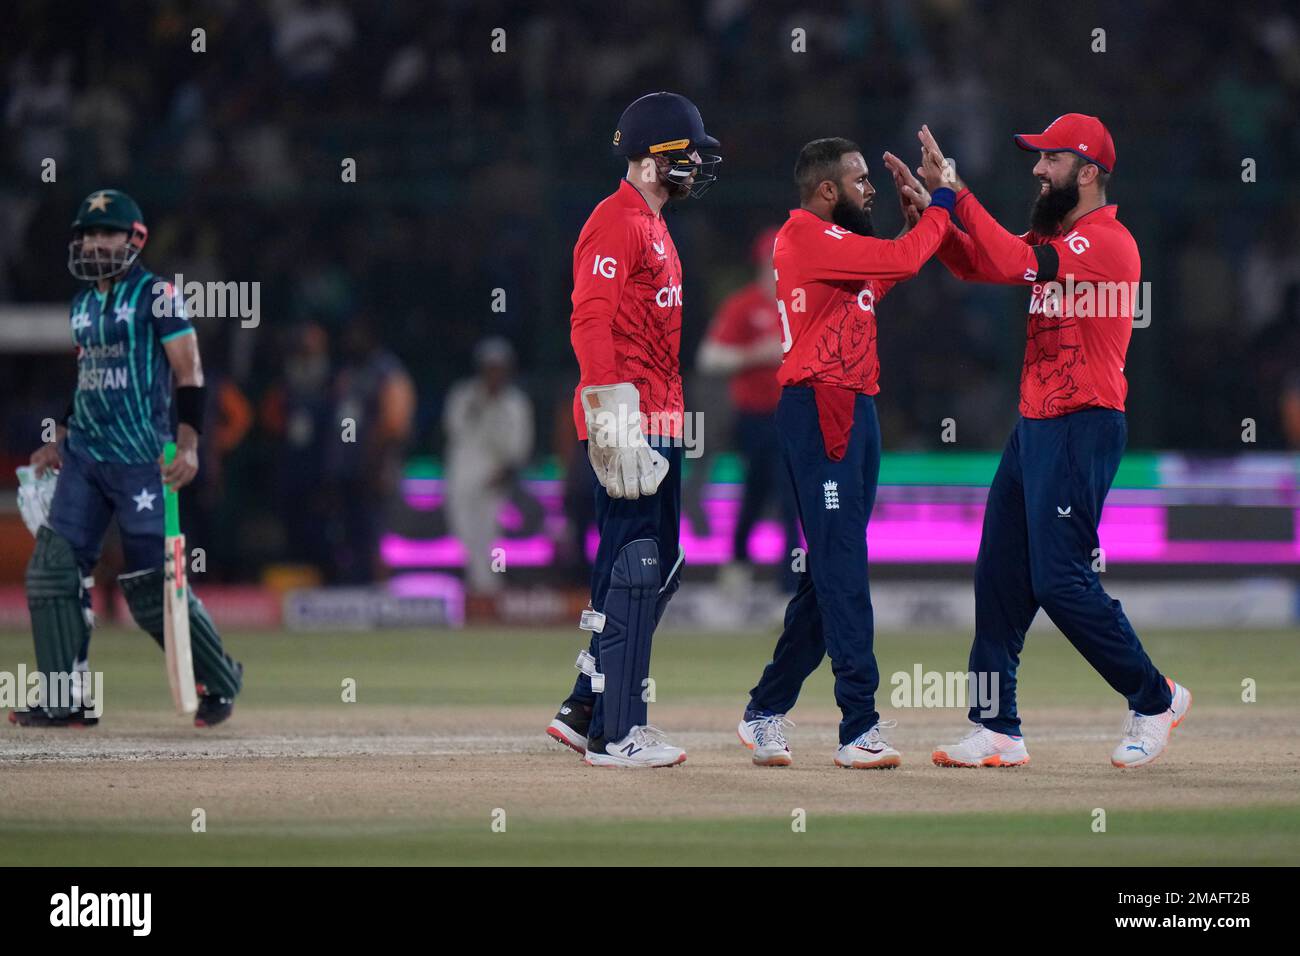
left=581, top=383, right=670, bottom=500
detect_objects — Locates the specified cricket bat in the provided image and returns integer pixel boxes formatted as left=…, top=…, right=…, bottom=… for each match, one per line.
left=163, top=442, right=198, bottom=715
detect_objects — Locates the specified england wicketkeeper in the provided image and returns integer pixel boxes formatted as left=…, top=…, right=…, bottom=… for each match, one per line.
left=544, top=92, right=719, bottom=767
left=10, top=189, right=243, bottom=728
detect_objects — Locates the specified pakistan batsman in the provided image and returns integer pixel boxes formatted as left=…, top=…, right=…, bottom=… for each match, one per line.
left=10, top=189, right=243, bottom=728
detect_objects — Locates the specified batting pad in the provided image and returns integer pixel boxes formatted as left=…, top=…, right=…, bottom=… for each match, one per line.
left=653, top=545, right=684, bottom=628
left=118, top=569, right=242, bottom=699
left=595, top=538, right=661, bottom=742
left=25, top=527, right=90, bottom=715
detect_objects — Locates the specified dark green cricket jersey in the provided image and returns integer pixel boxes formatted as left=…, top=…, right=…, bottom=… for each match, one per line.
left=66, top=263, right=193, bottom=464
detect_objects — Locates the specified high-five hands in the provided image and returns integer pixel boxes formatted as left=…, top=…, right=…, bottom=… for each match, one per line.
left=883, top=150, right=928, bottom=225
left=917, top=124, right=965, bottom=193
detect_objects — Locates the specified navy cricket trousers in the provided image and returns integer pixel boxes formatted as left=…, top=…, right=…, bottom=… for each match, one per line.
left=748, top=387, right=881, bottom=745
left=51, top=437, right=166, bottom=575
left=567, top=440, right=683, bottom=733
left=971, top=408, right=1170, bottom=734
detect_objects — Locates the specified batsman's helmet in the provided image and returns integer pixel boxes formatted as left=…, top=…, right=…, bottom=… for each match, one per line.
left=612, top=92, right=721, bottom=197
left=68, top=189, right=148, bottom=281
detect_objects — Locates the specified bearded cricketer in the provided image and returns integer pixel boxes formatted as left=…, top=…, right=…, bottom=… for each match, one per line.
left=10, top=189, right=244, bottom=728
left=886, top=117, right=1190, bottom=769
left=736, top=138, right=957, bottom=769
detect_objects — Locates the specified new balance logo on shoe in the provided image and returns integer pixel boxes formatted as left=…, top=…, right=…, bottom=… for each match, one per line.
left=620, top=742, right=642, bottom=757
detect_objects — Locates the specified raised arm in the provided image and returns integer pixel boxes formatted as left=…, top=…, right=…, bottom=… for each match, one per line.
left=913, top=125, right=1056, bottom=286
left=797, top=195, right=955, bottom=285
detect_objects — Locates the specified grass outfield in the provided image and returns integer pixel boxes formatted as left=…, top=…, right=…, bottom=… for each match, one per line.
left=0, top=625, right=1292, bottom=712
left=0, top=626, right=1297, bottom=866
left=0, top=807, right=1295, bottom=867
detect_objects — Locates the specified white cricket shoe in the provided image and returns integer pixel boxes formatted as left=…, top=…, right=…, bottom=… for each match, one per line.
left=833, top=720, right=902, bottom=769
left=737, top=713, right=794, bottom=767
left=1111, top=678, right=1192, bottom=769
left=584, top=725, right=687, bottom=768
left=932, top=724, right=1030, bottom=767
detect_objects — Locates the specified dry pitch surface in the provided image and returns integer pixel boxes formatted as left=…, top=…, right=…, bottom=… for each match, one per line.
left=0, top=627, right=1296, bottom=865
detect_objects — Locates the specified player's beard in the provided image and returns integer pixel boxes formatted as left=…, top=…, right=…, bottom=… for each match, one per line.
left=664, top=179, right=693, bottom=201
left=1029, top=175, right=1080, bottom=236
left=831, top=191, right=874, bottom=236
left=656, top=157, right=694, bottom=201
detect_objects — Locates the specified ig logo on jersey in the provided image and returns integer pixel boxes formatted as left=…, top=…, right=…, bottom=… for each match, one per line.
left=592, top=255, right=617, bottom=278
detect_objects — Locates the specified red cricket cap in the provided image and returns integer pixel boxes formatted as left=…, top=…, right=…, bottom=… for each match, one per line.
left=1014, top=113, right=1115, bottom=173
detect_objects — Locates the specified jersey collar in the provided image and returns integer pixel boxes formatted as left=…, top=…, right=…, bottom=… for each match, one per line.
left=1070, top=203, right=1118, bottom=228
left=617, top=178, right=659, bottom=216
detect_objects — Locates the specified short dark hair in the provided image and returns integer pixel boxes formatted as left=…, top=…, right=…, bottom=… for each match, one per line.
left=1068, top=152, right=1111, bottom=193
left=795, top=137, right=861, bottom=201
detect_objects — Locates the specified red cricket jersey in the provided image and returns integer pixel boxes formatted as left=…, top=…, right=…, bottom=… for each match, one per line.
left=774, top=204, right=952, bottom=392
left=570, top=179, right=683, bottom=439
left=706, top=283, right=782, bottom=414
left=938, top=191, right=1141, bottom=418
left=772, top=203, right=952, bottom=458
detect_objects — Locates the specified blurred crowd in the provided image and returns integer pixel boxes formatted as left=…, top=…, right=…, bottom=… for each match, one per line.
left=2, top=0, right=1300, bottom=582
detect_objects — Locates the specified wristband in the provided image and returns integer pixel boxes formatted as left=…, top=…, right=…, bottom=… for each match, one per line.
left=175, top=384, right=207, bottom=434
left=929, top=187, right=957, bottom=213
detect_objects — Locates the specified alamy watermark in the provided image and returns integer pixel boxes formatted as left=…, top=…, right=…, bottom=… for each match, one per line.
left=1028, top=276, right=1152, bottom=328
left=0, top=665, right=103, bottom=717
left=890, top=666, right=999, bottom=718
left=153, top=274, right=260, bottom=328
left=587, top=406, right=707, bottom=458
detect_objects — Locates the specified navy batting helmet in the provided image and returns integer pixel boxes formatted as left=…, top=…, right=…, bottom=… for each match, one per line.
left=612, top=92, right=720, bottom=198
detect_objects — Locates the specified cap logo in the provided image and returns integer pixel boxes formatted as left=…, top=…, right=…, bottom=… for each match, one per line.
left=649, top=138, right=690, bottom=154
left=1078, top=143, right=1088, bottom=150
left=613, top=130, right=621, bottom=146
left=87, top=192, right=113, bottom=212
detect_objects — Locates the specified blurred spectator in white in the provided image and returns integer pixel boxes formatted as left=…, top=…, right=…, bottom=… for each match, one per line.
left=698, top=228, right=799, bottom=592
left=444, top=338, right=533, bottom=596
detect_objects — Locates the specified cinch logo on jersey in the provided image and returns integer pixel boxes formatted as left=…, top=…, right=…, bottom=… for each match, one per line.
left=49, top=886, right=150, bottom=936
left=889, top=666, right=1000, bottom=718
left=655, top=283, right=682, bottom=307
left=152, top=274, right=260, bottom=328
left=0, top=666, right=104, bottom=717
left=1026, top=276, right=1151, bottom=328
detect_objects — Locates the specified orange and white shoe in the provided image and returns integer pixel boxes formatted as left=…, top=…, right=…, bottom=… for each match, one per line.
left=834, top=721, right=902, bottom=769
left=932, top=724, right=1030, bottom=767
left=1110, top=678, right=1191, bottom=769
left=737, top=712, right=794, bottom=767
